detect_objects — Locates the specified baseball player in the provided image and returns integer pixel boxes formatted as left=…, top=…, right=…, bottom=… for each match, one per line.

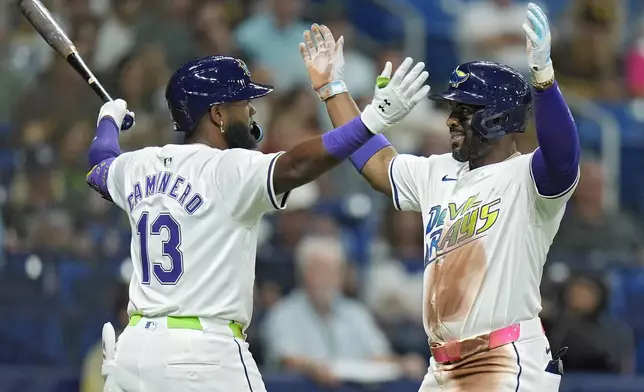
left=303, top=4, right=576, bottom=391
left=85, top=53, right=429, bottom=392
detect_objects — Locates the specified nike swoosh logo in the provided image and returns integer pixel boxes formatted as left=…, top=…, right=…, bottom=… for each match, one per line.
left=442, top=175, right=458, bottom=182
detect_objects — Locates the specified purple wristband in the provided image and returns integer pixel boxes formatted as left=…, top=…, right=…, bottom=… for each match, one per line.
left=349, top=134, right=392, bottom=172
left=321, top=116, right=373, bottom=160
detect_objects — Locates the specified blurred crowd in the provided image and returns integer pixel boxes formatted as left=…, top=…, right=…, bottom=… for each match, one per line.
left=1, top=0, right=644, bottom=390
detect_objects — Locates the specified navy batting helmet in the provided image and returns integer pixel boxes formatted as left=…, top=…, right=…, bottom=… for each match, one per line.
left=430, top=61, right=531, bottom=140
left=165, top=56, right=273, bottom=141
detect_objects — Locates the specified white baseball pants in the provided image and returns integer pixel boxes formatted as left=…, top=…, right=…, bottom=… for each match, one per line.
left=102, top=316, right=266, bottom=392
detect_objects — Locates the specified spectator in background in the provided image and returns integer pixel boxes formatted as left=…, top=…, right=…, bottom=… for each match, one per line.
left=5, top=11, right=55, bottom=86
left=457, top=0, right=529, bottom=74
left=262, top=86, right=321, bottom=153
left=262, top=235, right=425, bottom=386
left=626, top=16, right=644, bottom=97
left=193, top=0, right=240, bottom=58
left=364, top=207, right=428, bottom=357
left=552, top=0, right=623, bottom=100
left=0, top=22, right=28, bottom=124
left=545, top=273, right=635, bottom=374
left=235, top=0, right=310, bottom=89
left=551, top=159, right=644, bottom=264
left=93, top=0, right=141, bottom=73
left=135, top=0, right=198, bottom=69
left=80, top=283, right=129, bottom=392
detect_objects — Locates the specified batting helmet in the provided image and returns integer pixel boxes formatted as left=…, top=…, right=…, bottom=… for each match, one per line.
left=165, top=55, right=274, bottom=141
left=430, top=61, right=531, bottom=140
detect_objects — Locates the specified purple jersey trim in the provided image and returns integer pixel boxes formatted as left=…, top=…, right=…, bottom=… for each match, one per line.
left=88, top=117, right=121, bottom=167
left=349, top=134, right=392, bottom=172
left=321, top=116, right=373, bottom=160
left=86, top=157, right=116, bottom=201
left=530, top=81, right=580, bottom=197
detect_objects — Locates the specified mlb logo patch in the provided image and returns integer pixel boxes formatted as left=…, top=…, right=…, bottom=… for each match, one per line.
left=144, top=321, right=156, bottom=330
left=163, top=158, right=172, bottom=167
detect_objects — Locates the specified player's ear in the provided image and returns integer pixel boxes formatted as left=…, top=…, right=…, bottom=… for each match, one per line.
left=209, top=105, right=224, bottom=128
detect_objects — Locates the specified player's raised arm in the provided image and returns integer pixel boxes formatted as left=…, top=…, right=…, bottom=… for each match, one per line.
left=86, top=99, right=135, bottom=205
left=523, top=3, right=580, bottom=200
left=299, top=24, right=430, bottom=197
left=273, top=27, right=429, bottom=196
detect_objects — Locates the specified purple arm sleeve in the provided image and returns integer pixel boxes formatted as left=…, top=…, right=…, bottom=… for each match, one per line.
left=86, top=157, right=116, bottom=201
left=88, top=118, right=121, bottom=168
left=321, top=116, right=374, bottom=160
left=349, top=134, right=392, bottom=172
left=530, top=82, right=580, bottom=197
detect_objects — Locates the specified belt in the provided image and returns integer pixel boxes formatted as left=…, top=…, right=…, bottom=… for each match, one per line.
left=128, top=315, right=245, bottom=340
left=430, top=323, right=522, bottom=365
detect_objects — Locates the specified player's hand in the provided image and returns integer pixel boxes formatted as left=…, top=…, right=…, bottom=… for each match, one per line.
left=522, top=3, right=554, bottom=85
left=97, top=99, right=136, bottom=131
left=360, top=57, right=430, bottom=134
left=299, top=23, right=344, bottom=90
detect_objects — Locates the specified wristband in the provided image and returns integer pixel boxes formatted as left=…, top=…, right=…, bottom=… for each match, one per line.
left=321, top=116, right=372, bottom=160
left=531, top=62, right=555, bottom=89
left=316, top=80, right=348, bottom=101
left=349, top=134, right=392, bottom=172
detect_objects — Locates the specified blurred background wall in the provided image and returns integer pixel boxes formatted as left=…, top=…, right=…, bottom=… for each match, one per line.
left=1, top=0, right=644, bottom=391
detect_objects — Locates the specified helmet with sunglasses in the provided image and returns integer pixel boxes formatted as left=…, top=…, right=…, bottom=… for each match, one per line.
left=430, top=61, right=532, bottom=140
left=165, top=56, right=273, bottom=142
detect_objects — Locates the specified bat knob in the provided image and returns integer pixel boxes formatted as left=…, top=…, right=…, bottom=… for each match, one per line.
left=121, top=111, right=135, bottom=131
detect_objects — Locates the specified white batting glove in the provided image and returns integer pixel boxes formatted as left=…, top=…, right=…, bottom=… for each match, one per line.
left=97, top=99, right=135, bottom=131
left=522, top=3, right=554, bottom=84
left=361, top=57, right=431, bottom=134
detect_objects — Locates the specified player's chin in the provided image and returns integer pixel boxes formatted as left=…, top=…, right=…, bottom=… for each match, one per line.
left=451, top=145, right=468, bottom=163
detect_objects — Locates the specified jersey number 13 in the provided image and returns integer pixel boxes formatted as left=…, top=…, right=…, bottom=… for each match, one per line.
left=136, top=212, right=184, bottom=285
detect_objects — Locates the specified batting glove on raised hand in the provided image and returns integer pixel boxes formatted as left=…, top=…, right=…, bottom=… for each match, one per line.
left=97, top=99, right=135, bottom=131
left=522, top=2, right=554, bottom=85
left=361, top=57, right=431, bottom=134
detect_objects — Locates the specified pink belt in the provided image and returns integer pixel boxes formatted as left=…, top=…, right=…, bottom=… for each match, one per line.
left=430, top=323, right=522, bottom=365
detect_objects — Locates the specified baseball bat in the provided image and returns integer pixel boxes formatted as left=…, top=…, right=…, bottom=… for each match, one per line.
left=18, top=0, right=134, bottom=130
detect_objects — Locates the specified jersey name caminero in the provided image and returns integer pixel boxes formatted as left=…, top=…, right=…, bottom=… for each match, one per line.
left=106, top=144, right=289, bottom=327
left=388, top=152, right=578, bottom=342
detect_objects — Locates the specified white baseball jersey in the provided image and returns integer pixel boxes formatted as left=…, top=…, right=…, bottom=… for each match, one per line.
left=106, top=144, right=289, bottom=326
left=388, top=152, right=578, bottom=342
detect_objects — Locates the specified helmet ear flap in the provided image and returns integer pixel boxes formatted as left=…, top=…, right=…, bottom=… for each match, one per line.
left=473, top=103, right=531, bottom=140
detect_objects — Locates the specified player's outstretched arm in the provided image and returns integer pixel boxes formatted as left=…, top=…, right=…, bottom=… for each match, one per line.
left=523, top=3, right=580, bottom=197
left=272, top=29, right=429, bottom=195
left=298, top=24, right=429, bottom=197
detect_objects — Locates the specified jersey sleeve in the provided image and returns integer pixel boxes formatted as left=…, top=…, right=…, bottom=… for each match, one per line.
left=213, top=148, right=290, bottom=225
left=106, top=151, right=138, bottom=211
left=388, top=154, right=429, bottom=212
left=525, top=152, right=579, bottom=221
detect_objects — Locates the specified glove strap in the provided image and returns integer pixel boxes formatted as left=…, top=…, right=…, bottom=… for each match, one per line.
left=316, top=80, right=348, bottom=101
left=531, top=62, right=555, bottom=90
